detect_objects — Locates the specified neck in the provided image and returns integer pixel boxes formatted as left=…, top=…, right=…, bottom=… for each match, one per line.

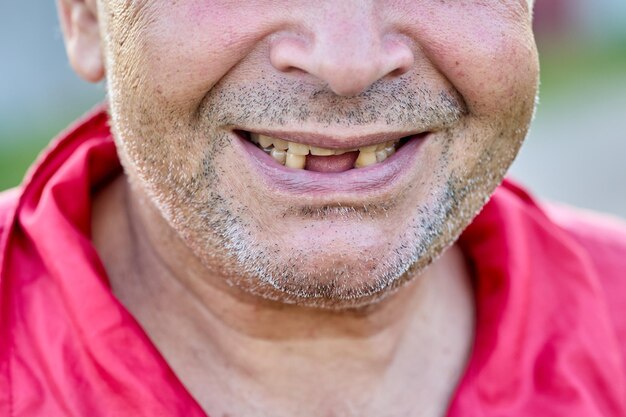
left=93, top=175, right=475, bottom=417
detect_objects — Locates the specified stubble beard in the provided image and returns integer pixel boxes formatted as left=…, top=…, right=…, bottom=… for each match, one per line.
left=109, top=72, right=531, bottom=310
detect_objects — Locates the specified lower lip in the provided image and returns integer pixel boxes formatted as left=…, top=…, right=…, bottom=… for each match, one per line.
left=233, top=133, right=429, bottom=199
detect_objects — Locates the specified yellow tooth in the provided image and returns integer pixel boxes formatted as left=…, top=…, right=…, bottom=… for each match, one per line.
left=310, top=146, right=334, bottom=156
left=271, top=148, right=287, bottom=165
left=333, top=150, right=346, bottom=155
left=288, top=142, right=310, bottom=156
left=355, top=151, right=377, bottom=168
left=359, top=145, right=377, bottom=153
left=285, top=153, right=306, bottom=169
left=376, top=143, right=387, bottom=151
left=273, top=138, right=289, bottom=151
left=385, top=146, right=396, bottom=157
left=259, top=135, right=274, bottom=148
left=375, top=150, right=388, bottom=163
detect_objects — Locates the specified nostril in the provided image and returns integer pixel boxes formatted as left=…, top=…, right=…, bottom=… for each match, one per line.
left=269, top=29, right=415, bottom=96
left=381, top=35, right=415, bottom=77
left=388, top=68, right=406, bottom=78
left=269, top=35, right=312, bottom=73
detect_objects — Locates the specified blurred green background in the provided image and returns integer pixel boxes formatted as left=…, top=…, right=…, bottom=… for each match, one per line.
left=1, top=1, right=625, bottom=218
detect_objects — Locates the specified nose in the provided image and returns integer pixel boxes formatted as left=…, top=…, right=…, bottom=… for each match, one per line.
left=269, top=6, right=415, bottom=97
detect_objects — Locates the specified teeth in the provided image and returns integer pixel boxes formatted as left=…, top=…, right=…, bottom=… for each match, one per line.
left=259, top=135, right=274, bottom=149
left=271, top=148, right=287, bottom=165
left=354, top=150, right=377, bottom=168
left=375, top=150, right=388, bottom=163
left=273, top=138, right=289, bottom=151
left=359, top=145, right=378, bottom=153
left=288, top=142, right=310, bottom=156
left=251, top=133, right=402, bottom=170
left=285, top=152, right=306, bottom=169
left=310, top=146, right=335, bottom=156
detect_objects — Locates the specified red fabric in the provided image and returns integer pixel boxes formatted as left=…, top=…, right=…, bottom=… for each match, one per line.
left=1, top=106, right=626, bottom=416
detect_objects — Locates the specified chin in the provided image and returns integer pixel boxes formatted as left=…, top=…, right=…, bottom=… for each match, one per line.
left=221, top=220, right=430, bottom=308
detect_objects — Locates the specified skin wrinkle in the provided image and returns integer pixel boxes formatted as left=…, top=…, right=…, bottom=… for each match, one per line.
left=203, top=74, right=468, bottom=128
left=75, top=1, right=540, bottom=414
left=216, top=140, right=437, bottom=302
left=112, top=59, right=477, bottom=307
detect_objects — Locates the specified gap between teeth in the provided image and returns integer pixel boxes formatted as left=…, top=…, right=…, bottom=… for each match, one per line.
left=251, top=134, right=398, bottom=169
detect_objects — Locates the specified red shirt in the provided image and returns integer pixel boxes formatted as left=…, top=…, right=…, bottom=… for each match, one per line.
left=1, top=105, right=626, bottom=416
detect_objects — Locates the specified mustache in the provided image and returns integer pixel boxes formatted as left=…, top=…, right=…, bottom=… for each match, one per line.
left=199, top=73, right=468, bottom=131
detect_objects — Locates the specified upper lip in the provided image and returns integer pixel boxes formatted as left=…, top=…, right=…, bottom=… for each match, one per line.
left=241, top=129, right=429, bottom=150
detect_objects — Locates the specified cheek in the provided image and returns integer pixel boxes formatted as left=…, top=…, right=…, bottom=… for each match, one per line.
left=408, top=3, right=539, bottom=117
left=113, top=2, right=275, bottom=107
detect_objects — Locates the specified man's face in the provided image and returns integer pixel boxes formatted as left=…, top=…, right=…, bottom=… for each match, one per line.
left=98, top=0, right=538, bottom=308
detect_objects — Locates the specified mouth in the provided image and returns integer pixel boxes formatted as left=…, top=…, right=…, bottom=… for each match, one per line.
left=240, top=130, right=424, bottom=172
left=232, top=129, right=431, bottom=198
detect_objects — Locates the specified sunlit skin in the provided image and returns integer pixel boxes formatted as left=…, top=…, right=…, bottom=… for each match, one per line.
left=59, top=0, right=538, bottom=415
